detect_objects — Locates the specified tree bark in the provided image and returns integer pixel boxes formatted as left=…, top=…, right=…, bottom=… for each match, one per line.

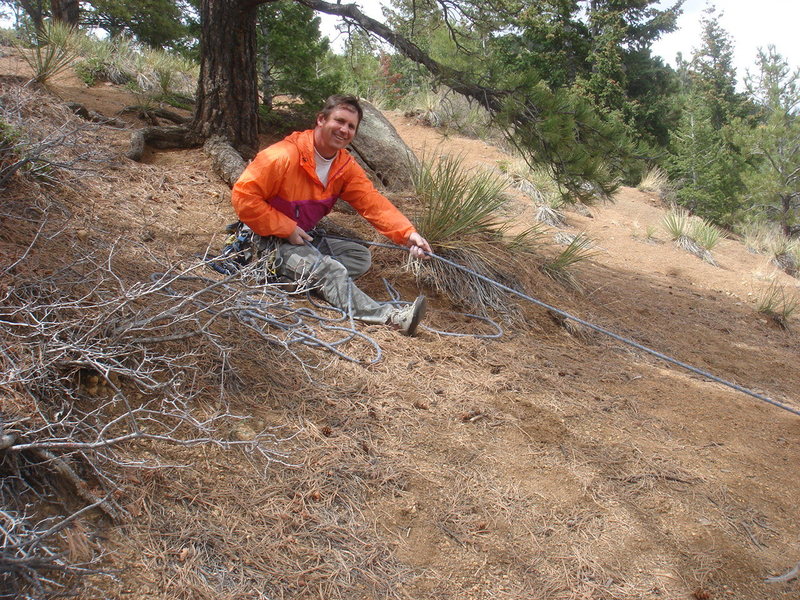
left=18, top=0, right=45, bottom=32
left=259, top=15, right=273, bottom=111
left=193, top=0, right=262, bottom=158
left=127, top=126, right=195, bottom=162
left=50, top=0, right=79, bottom=26
left=191, top=0, right=501, bottom=153
left=203, top=135, right=247, bottom=187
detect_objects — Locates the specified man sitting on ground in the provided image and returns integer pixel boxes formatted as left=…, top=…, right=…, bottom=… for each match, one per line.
left=231, top=95, right=431, bottom=336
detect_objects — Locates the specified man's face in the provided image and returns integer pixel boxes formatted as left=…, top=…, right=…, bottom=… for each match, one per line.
left=314, top=106, right=359, bottom=158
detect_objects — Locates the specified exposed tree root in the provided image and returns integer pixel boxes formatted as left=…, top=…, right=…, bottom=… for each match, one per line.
left=126, top=125, right=199, bottom=161
left=120, top=105, right=191, bottom=125
left=64, top=102, right=127, bottom=128
left=203, top=134, right=246, bottom=187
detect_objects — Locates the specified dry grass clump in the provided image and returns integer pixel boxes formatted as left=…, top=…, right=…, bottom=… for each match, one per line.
left=637, top=165, right=672, bottom=198
left=755, top=280, right=798, bottom=328
left=498, top=158, right=567, bottom=226
left=768, top=236, right=799, bottom=278
left=411, top=241, right=524, bottom=319
left=738, top=221, right=776, bottom=254
left=401, top=87, right=495, bottom=139
left=737, top=223, right=799, bottom=277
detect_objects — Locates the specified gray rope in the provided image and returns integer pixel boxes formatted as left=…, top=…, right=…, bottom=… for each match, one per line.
left=322, top=234, right=800, bottom=418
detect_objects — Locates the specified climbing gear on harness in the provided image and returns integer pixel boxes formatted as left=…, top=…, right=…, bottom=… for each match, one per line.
left=208, top=222, right=255, bottom=275
left=207, top=222, right=280, bottom=281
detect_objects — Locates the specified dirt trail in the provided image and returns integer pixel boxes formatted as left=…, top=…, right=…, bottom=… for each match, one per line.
left=5, top=65, right=800, bottom=599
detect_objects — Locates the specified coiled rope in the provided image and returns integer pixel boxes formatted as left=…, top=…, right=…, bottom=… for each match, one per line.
left=323, top=234, right=800, bottom=418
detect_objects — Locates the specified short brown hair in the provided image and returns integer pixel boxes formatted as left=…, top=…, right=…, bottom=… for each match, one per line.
left=318, top=94, right=363, bottom=125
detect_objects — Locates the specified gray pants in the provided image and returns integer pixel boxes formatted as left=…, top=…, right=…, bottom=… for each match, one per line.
left=263, top=235, right=393, bottom=323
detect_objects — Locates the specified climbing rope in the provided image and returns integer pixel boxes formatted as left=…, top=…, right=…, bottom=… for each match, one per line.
left=322, top=234, right=800, bottom=418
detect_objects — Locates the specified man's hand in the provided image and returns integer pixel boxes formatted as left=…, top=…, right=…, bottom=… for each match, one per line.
left=288, top=226, right=313, bottom=245
left=407, top=232, right=432, bottom=260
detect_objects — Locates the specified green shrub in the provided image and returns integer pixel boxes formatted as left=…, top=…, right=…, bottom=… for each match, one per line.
left=74, top=56, right=107, bottom=86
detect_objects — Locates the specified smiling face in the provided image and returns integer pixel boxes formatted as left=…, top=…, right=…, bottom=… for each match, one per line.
left=313, top=106, right=359, bottom=159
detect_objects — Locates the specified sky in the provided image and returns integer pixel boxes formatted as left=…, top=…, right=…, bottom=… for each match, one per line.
left=651, top=0, right=800, bottom=80
left=320, top=0, right=800, bottom=84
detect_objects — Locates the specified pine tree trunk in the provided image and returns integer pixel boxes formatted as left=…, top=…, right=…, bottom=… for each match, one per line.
left=781, top=194, right=792, bottom=237
left=259, top=16, right=273, bottom=111
left=18, top=0, right=45, bottom=32
left=193, top=0, right=261, bottom=158
left=50, top=0, right=79, bottom=26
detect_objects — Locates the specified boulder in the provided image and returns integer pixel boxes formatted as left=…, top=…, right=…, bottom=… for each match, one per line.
left=348, top=101, right=418, bottom=191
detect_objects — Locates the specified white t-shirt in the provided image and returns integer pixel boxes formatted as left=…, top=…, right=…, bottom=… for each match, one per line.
left=314, top=149, right=334, bottom=187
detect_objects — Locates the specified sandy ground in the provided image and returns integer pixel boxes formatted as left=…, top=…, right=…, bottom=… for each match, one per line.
left=3, top=58, right=799, bottom=600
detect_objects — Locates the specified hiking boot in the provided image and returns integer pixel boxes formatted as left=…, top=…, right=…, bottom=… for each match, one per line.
left=387, top=295, right=427, bottom=336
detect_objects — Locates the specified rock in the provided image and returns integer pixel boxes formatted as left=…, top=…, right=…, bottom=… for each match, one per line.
left=348, top=101, right=418, bottom=191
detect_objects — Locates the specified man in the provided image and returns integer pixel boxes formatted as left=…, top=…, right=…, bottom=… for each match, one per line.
left=232, top=95, right=432, bottom=336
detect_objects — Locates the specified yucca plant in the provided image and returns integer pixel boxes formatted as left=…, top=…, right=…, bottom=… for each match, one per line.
left=690, top=218, right=724, bottom=251
left=644, top=224, right=659, bottom=243
left=541, top=232, right=597, bottom=288
left=412, top=154, right=509, bottom=247
left=662, top=207, right=718, bottom=265
left=767, top=235, right=799, bottom=277
left=535, top=200, right=567, bottom=228
left=16, top=20, right=81, bottom=84
left=661, top=206, right=691, bottom=241
left=756, top=281, right=798, bottom=329
left=504, top=223, right=547, bottom=251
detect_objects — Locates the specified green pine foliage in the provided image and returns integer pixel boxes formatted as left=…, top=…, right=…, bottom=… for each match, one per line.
left=664, top=9, right=748, bottom=226
left=82, top=0, right=196, bottom=51
left=688, top=6, right=746, bottom=128
left=666, top=91, right=744, bottom=225
left=733, top=47, right=800, bottom=237
left=257, top=1, right=340, bottom=112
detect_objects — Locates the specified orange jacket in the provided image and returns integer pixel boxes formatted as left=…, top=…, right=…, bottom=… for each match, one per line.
left=232, top=129, right=416, bottom=245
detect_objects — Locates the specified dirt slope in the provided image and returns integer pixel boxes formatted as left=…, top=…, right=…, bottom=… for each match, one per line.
left=3, top=60, right=800, bottom=600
